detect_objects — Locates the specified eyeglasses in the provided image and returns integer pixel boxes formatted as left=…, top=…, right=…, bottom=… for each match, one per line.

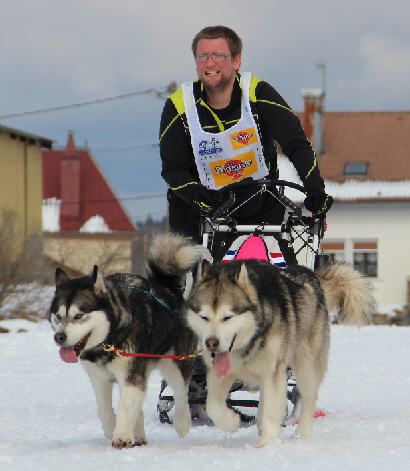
left=195, top=53, right=231, bottom=63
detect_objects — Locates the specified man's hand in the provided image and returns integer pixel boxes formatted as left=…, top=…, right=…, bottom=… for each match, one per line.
left=304, top=191, right=334, bottom=218
left=191, top=185, right=223, bottom=215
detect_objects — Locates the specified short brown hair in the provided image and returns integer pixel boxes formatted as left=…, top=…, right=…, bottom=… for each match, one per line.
left=191, top=26, right=242, bottom=58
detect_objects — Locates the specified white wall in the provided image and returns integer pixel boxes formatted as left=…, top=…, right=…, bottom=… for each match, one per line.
left=323, top=202, right=410, bottom=310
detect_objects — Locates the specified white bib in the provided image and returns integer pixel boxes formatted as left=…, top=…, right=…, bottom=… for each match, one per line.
left=182, top=72, right=269, bottom=190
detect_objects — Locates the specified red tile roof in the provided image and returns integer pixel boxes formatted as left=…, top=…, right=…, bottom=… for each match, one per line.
left=43, top=132, right=136, bottom=232
left=300, top=111, right=410, bottom=182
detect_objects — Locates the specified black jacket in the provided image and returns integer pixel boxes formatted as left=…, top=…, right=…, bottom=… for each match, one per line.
left=159, top=74, right=325, bottom=240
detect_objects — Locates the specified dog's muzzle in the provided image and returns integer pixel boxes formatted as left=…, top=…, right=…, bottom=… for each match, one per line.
left=54, top=332, right=67, bottom=345
left=206, top=334, right=237, bottom=358
left=205, top=337, right=219, bottom=352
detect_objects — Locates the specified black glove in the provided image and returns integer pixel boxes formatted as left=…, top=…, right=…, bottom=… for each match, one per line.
left=172, top=182, right=222, bottom=214
left=191, top=185, right=223, bottom=215
left=304, top=191, right=333, bottom=217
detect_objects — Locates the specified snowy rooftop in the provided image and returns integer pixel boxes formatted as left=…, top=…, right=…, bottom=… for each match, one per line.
left=278, top=155, right=410, bottom=202
left=42, top=198, right=111, bottom=233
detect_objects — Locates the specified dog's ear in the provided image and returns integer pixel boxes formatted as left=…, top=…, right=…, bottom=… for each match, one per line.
left=198, top=259, right=212, bottom=281
left=235, top=263, right=256, bottom=300
left=91, top=265, right=106, bottom=294
left=55, top=268, right=70, bottom=289
left=235, top=263, right=249, bottom=285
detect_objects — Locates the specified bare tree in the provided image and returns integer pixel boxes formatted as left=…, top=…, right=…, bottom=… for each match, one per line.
left=0, top=209, right=52, bottom=321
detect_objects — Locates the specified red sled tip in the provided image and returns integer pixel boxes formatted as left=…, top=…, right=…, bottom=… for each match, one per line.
left=294, top=410, right=326, bottom=424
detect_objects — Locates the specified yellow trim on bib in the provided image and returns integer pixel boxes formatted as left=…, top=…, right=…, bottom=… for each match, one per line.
left=169, top=88, right=185, bottom=115
left=249, top=75, right=262, bottom=102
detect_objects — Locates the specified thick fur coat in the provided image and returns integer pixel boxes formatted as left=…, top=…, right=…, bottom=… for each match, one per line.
left=185, top=260, right=374, bottom=446
left=49, top=234, right=205, bottom=448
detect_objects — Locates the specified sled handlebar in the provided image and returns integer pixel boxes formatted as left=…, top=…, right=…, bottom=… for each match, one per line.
left=210, top=178, right=306, bottom=222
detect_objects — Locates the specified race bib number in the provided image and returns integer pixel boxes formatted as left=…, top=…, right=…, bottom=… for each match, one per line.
left=230, top=128, right=258, bottom=150
left=209, top=151, right=258, bottom=187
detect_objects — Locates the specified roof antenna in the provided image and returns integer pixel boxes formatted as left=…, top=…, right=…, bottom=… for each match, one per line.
left=315, top=63, right=326, bottom=99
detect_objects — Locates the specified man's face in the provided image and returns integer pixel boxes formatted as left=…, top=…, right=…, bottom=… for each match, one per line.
left=195, top=38, right=241, bottom=92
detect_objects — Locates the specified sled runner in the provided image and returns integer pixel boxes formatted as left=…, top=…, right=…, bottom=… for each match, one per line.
left=158, top=179, right=327, bottom=426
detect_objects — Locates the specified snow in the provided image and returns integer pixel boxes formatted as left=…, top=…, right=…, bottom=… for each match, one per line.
left=301, top=88, right=325, bottom=98
left=80, top=215, right=111, bottom=233
left=325, top=179, right=410, bottom=201
left=1, top=316, right=409, bottom=471
left=42, top=199, right=111, bottom=233
left=277, top=155, right=410, bottom=202
left=42, top=198, right=61, bottom=232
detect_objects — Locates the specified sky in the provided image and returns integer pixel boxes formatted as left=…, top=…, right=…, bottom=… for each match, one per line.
left=1, top=315, right=410, bottom=470
left=1, top=0, right=409, bottom=222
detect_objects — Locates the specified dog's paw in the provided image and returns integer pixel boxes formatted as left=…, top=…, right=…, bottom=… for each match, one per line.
left=112, top=428, right=147, bottom=449
left=112, top=438, right=147, bottom=449
left=292, top=429, right=311, bottom=440
left=173, top=409, right=191, bottom=437
left=102, top=422, right=115, bottom=440
left=99, top=410, right=116, bottom=439
left=293, top=421, right=313, bottom=439
left=207, top=405, right=240, bottom=433
left=254, top=425, right=280, bottom=447
left=254, top=436, right=280, bottom=448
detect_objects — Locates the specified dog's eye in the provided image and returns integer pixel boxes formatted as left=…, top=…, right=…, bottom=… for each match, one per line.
left=222, top=316, right=232, bottom=322
left=200, top=315, right=209, bottom=322
left=234, top=306, right=253, bottom=315
left=187, top=303, right=200, bottom=313
left=74, top=313, right=84, bottom=320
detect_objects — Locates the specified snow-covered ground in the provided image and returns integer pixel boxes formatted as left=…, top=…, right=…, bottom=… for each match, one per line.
left=1, top=319, right=409, bottom=471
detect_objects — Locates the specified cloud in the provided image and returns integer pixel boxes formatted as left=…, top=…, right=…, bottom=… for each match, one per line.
left=2, top=0, right=410, bottom=221
left=353, top=34, right=410, bottom=109
left=3, top=0, right=409, bottom=113
left=360, top=34, right=410, bottom=79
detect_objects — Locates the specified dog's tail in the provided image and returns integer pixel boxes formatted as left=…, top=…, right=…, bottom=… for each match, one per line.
left=315, top=263, right=375, bottom=325
left=147, top=233, right=207, bottom=291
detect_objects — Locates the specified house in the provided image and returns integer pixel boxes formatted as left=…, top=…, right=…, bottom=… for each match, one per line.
left=42, top=132, right=141, bottom=275
left=0, top=124, right=52, bottom=244
left=281, top=90, right=410, bottom=311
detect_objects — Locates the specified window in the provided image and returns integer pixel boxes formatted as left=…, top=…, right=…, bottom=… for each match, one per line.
left=344, top=162, right=369, bottom=176
left=353, top=241, right=378, bottom=277
left=320, top=241, right=345, bottom=263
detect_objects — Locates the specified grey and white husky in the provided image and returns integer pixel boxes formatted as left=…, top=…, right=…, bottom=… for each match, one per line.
left=185, top=260, right=374, bottom=447
left=49, top=233, right=205, bottom=448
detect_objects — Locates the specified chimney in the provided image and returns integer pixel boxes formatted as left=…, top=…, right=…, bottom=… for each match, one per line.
left=60, top=131, right=81, bottom=231
left=301, top=88, right=325, bottom=154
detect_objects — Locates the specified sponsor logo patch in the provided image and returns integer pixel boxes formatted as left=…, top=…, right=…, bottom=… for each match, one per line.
left=198, top=138, right=223, bottom=156
left=209, top=151, right=258, bottom=187
left=230, top=128, right=257, bottom=150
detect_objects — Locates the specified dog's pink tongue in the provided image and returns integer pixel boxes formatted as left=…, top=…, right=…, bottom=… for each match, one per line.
left=59, top=346, right=78, bottom=363
left=213, top=351, right=231, bottom=378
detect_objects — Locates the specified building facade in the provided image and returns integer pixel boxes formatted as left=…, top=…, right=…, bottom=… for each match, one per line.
left=288, top=96, right=410, bottom=311
left=0, top=125, right=52, bottom=241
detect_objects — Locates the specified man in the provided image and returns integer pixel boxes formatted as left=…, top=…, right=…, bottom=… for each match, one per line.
left=159, top=25, right=332, bottom=261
